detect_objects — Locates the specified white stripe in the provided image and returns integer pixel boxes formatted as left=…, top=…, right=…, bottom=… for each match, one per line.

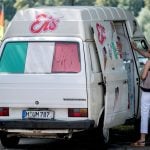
left=25, top=42, right=54, bottom=73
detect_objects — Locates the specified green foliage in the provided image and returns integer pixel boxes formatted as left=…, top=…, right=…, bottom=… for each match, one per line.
left=74, top=0, right=95, bottom=6
left=13, top=0, right=95, bottom=9
left=95, top=0, right=119, bottom=6
left=145, top=24, right=150, bottom=41
left=96, top=0, right=144, bottom=16
left=137, top=7, right=150, bottom=40
left=14, top=0, right=53, bottom=10
left=3, top=0, right=16, bottom=20
left=144, top=0, right=150, bottom=9
left=118, top=0, right=144, bottom=16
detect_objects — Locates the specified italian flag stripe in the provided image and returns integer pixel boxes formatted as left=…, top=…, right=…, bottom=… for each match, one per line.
left=0, top=42, right=28, bottom=73
left=24, top=42, right=54, bottom=73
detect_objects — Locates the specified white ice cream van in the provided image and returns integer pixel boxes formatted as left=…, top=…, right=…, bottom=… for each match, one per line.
left=0, top=6, right=148, bottom=148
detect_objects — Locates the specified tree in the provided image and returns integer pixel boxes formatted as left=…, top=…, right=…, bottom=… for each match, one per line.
left=96, top=0, right=144, bottom=17
left=70, top=0, right=75, bottom=5
left=144, top=0, right=150, bottom=9
left=137, top=6, right=150, bottom=40
left=145, top=24, right=150, bottom=41
left=95, top=0, right=119, bottom=6
left=136, top=0, right=150, bottom=40
left=118, top=0, right=144, bottom=17
left=14, top=0, right=52, bottom=10
left=3, top=0, right=16, bottom=21
left=75, top=0, right=95, bottom=6
left=14, top=0, right=96, bottom=9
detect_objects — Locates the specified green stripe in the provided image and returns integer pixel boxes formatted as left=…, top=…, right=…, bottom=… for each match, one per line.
left=111, top=41, right=118, bottom=59
left=0, top=42, right=28, bottom=73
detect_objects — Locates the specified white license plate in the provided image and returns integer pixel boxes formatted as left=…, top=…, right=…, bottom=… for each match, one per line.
left=22, top=110, right=54, bottom=119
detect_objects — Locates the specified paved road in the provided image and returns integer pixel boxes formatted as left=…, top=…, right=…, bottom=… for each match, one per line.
left=0, top=127, right=150, bottom=150
left=0, top=138, right=148, bottom=150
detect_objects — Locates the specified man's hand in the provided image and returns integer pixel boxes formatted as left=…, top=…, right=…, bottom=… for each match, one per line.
left=131, top=41, right=138, bottom=51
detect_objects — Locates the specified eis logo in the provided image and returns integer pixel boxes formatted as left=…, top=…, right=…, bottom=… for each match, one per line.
left=30, top=13, right=60, bottom=33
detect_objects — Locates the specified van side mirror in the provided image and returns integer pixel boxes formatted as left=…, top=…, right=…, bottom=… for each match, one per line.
left=141, top=40, right=148, bottom=50
left=133, top=20, right=137, bottom=35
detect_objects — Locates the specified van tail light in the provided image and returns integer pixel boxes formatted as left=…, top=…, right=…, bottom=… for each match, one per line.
left=0, top=107, right=9, bottom=116
left=68, top=108, right=88, bottom=117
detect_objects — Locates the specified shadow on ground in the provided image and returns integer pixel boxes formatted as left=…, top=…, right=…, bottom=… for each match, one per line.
left=3, top=125, right=149, bottom=150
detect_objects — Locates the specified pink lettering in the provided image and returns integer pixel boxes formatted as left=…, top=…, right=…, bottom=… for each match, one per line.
left=30, top=13, right=60, bottom=33
left=96, top=23, right=106, bottom=45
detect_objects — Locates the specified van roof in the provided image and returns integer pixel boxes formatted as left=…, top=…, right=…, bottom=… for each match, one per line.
left=4, top=6, right=134, bottom=41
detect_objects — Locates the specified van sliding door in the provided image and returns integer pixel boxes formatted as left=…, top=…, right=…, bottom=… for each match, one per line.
left=91, top=21, right=129, bottom=128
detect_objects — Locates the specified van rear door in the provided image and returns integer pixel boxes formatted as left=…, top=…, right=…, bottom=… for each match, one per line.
left=0, top=37, right=87, bottom=120
left=92, top=21, right=129, bottom=128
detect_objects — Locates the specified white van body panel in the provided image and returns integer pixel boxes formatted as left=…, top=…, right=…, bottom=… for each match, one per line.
left=0, top=37, right=87, bottom=121
left=91, top=21, right=129, bottom=128
left=4, top=7, right=128, bottom=41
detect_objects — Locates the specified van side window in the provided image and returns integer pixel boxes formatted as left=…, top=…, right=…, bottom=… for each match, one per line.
left=89, top=43, right=101, bottom=72
left=0, top=41, right=81, bottom=74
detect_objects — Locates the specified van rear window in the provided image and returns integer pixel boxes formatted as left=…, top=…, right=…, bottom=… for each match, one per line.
left=52, top=43, right=80, bottom=73
left=0, top=42, right=81, bottom=73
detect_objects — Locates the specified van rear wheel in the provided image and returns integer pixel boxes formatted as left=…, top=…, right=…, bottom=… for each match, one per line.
left=0, top=134, right=19, bottom=148
left=96, top=110, right=110, bottom=144
left=103, top=128, right=109, bottom=143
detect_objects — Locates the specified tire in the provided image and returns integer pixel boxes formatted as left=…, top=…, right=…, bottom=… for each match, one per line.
left=103, top=128, right=109, bottom=143
left=0, top=134, right=20, bottom=148
left=96, top=111, right=110, bottom=145
left=94, top=124, right=108, bottom=145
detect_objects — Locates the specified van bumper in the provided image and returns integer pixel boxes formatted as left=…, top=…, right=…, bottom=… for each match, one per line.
left=0, top=119, right=95, bottom=130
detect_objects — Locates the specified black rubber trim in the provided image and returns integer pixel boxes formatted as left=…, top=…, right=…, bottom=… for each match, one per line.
left=0, top=119, right=94, bottom=130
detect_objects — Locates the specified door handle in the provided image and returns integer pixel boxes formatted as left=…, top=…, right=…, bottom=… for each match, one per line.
left=136, top=78, right=140, bottom=85
left=98, top=82, right=104, bottom=85
left=123, top=80, right=128, bottom=84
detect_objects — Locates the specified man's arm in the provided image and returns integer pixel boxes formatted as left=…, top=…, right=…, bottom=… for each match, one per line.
left=131, top=42, right=150, bottom=58
left=141, top=61, right=150, bottom=80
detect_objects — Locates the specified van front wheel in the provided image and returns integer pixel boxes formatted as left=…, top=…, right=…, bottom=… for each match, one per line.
left=103, top=128, right=109, bottom=143
left=0, top=134, right=19, bottom=148
left=97, top=111, right=110, bottom=144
